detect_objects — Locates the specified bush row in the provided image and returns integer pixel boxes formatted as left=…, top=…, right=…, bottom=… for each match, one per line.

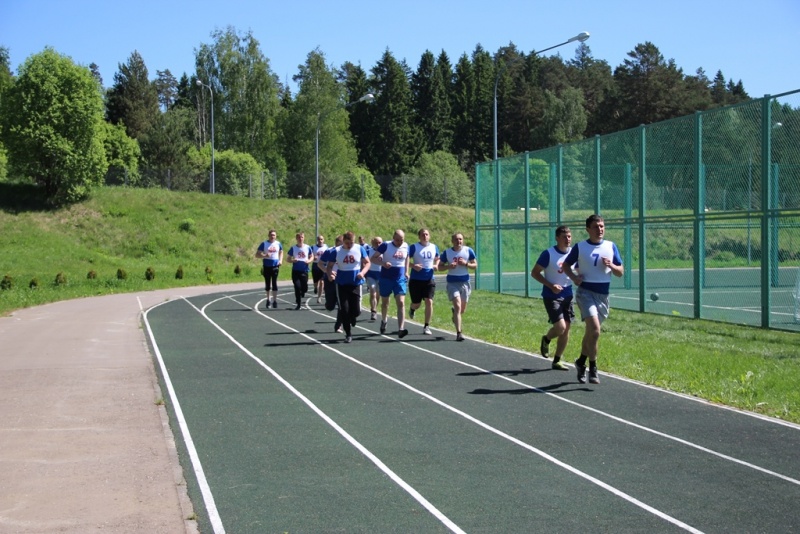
left=0, top=265, right=245, bottom=290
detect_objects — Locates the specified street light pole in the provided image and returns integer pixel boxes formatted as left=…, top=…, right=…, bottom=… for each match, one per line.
left=315, top=93, right=375, bottom=238
left=492, top=32, right=589, bottom=161
left=196, top=79, right=215, bottom=194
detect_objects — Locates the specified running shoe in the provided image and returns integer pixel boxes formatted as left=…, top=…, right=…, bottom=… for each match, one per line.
left=409, top=307, right=416, bottom=319
left=576, top=361, right=587, bottom=384
left=272, top=300, right=277, bottom=309
left=295, top=303, right=301, bottom=310
left=588, top=368, right=600, bottom=384
left=422, top=326, right=432, bottom=335
left=552, top=359, right=569, bottom=371
left=398, top=329, right=408, bottom=339
left=540, top=335, right=550, bottom=358
left=456, top=332, right=465, bottom=342
left=335, top=323, right=343, bottom=334
left=345, top=335, right=352, bottom=343
left=380, top=320, right=387, bottom=334
left=370, top=311, right=377, bottom=321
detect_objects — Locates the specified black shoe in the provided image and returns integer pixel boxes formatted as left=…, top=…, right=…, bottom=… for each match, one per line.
left=398, top=329, right=408, bottom=339
left=380, top=320, right=387, bottom=334
left=409, top=308, right=416, bottom=319
left=295, top=303, right=301, bottom=310
left=272, top=300, right=277, bottom=309
left=345, top=335, right=352, bottom=343
left=576, top=362, right=587, bottom=384
left=540, top=335, right=550, bottom=358
left=265, top=300, right=270, bottom=310
left=588, top=367, right=600, bottom=384
left=456, top=332, right=465, bottom=342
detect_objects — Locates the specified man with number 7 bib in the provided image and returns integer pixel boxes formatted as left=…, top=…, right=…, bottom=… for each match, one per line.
left=562, top=214, right=623, bottom=385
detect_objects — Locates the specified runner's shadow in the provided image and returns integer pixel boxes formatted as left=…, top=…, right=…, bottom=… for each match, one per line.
left=459, top=368, right=547, bottom=377
left=469, top=382, right=592, bottom=395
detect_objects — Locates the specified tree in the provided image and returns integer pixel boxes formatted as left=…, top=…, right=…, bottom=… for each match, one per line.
left=411, top=50, right=453, bottom=153
left=154, top=69, right=178, bottom=111
left=396, top=150, right=473, bottom=207
left=343, top=165, right=382, bottom=203
left=281, top=48, right=359, bottom=199
left=0, top=46, right=13, bottom=181
left=566, top=43, right=614, bottom=136
left=340, top=61, right=372, bottom=167
left=451, top=45, right=493, bottom=170
left=194, top=26, right=285, bottom=176
left=1, top=48, right=107, bottom=204
left=365, top=50, right=421, bottom=179
left=102, top=121, right=140, bottom=185
left=138, top=107, right=198, bottom=189
left=106, top=50, right=159, bottom=140
left=611, top=42, right=689, bottom=130
left=211, top=149, right=263, bottom=196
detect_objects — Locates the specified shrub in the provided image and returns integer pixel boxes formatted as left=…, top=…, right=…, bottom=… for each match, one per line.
left=29, top=277, right=39, bottom=289
left=87, top=270, right=97, bottom=279
left=145, top=266, right=156, bottom=281
left=179, top=218, right=195, bottom=233
left=54, top=272, right=67, bottom=286
left=175, top=265, right=184, bottom=279
left=116, top=268, right=127, bottom=280
left=1, top=274, right=12, bottom=290
left=234, top=264, right=242, bottom=276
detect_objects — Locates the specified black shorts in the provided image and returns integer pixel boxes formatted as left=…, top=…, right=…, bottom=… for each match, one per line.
left=543, top=296, right=575, bottom=324
left=311, top=264, right=325, bottom=284
left=408, top=278, right=436, bottom=304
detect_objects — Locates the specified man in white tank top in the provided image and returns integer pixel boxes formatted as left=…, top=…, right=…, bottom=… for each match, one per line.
left=562, top=214, right=624, bottom=385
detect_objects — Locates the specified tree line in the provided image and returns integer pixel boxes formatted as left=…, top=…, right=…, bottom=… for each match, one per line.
left=0, top=26, right=751, bottom=206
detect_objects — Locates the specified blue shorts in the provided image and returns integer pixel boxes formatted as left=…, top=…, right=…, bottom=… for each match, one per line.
left=379, top=277, right=407, bottom=297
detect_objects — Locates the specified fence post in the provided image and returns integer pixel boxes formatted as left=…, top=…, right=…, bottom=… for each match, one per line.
left=594, top=135, right=601, bottom=213
left=474, top=163, right=481, bottom=290
left=495, top=159, right=502, bottom=293
left=524, top=153, right=530, bottom=298
left=693, top=112, right=705, bottom=319
left=638, top=128, right=647, bottom=312
left=760, top=95, right=774, bottom=327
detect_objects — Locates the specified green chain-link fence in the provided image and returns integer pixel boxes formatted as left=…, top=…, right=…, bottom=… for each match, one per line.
left=475, top=90, right=800, bottom=332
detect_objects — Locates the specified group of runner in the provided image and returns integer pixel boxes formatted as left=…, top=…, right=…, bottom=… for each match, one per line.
left=255, top=228, right=477, bottom=344
left=255, top=214, right=624, bottom=385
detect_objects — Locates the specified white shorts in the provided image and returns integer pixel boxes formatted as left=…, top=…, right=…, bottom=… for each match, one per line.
left=575, top=286, right=609, bottom=324
left=446, top=281, right=471, bottom=303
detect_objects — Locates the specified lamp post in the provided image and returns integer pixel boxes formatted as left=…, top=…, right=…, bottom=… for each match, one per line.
left=493, top=31, right=589, bottom=161
left=315, top=93, right=375, bottom=238
left=196, top=79, right=215, bottom=194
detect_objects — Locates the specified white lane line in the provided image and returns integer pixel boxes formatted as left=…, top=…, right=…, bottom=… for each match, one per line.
left=190, top=296, right=466, bottom=534
left=221, top=296, right=702, bottom=533
left=282, top=294, right=800, bottom=484
left=142, top=300, right=226, bottom=534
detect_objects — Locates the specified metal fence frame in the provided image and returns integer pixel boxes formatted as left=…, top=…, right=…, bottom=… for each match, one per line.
left=475, top=90, right=800, bottom=332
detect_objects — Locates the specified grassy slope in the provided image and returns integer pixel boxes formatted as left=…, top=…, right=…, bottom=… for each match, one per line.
left=1, top=184, right=799, bottom=423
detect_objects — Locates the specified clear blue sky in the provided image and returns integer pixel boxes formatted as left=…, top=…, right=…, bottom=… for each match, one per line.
left=2, top=0, right=799, bottom=99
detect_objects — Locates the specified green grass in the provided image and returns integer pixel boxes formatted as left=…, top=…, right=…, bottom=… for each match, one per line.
left=2, top=182, right=799, bottom=424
